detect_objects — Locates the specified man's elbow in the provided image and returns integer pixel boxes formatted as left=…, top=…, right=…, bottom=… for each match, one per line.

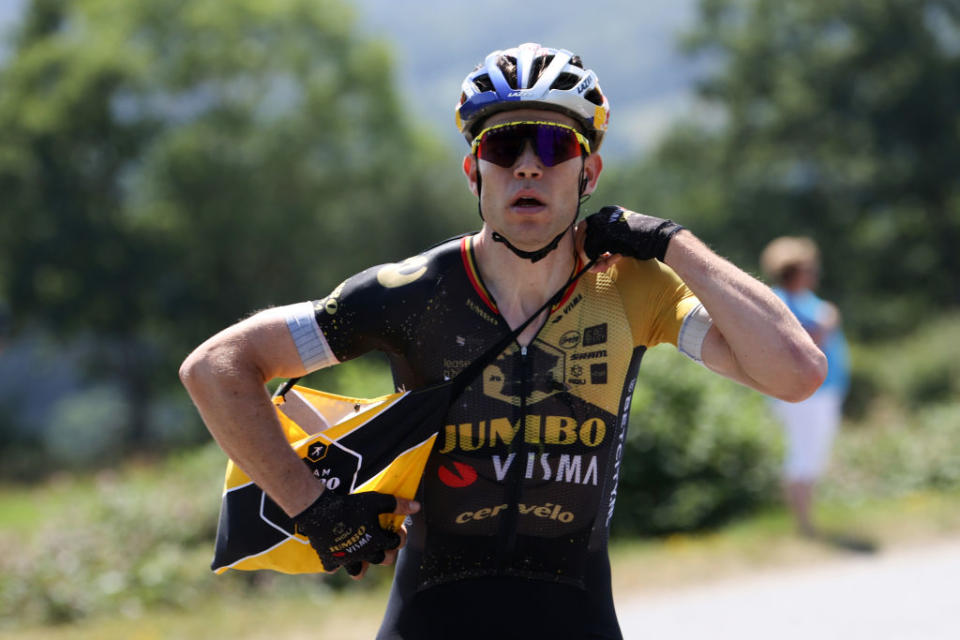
left=179, top=348, right=211, bottom=396
left=179, top=341, right=231, bottom=396
left=776, top=347, right=828, bottom=403
left=179, top=334, right=268, bottom=397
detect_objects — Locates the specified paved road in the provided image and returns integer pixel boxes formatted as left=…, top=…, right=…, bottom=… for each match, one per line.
left=616, top=539, right=960, bottom=640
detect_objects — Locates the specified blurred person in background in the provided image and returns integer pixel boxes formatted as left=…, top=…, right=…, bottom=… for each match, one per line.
left=761, top=236, right=850, bottom=538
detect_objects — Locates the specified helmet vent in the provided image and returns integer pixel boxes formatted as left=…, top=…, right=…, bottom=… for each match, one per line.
left=529, top=55, right=554, bottom=84
left=552, top=72, right=580, bottom=91
left=501, top=56, right=519, bottom=89
left=584, top=88, right=604, bottom=106
left=473, top=74, right=494, bottom=93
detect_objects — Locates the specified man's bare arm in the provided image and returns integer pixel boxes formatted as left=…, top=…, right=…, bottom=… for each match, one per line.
left=664, top=232, right=827, bottom=402
left=178, top=307, right=323, bottom=516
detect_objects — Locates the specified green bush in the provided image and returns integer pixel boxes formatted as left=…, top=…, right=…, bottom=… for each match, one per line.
left=825, top=401, right=960, bottom=501
left=296, top=351, right=396, bottom=398
left=612, top=346, right=783, bottom=536
left=846, top=314, right=960, bottom=419
left=0, top=440, right=391, bottom=630
left=0, top=444, right=225, bottom=627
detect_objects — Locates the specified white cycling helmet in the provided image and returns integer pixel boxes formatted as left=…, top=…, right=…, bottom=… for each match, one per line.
left=456, top=43, right=610, bottom=151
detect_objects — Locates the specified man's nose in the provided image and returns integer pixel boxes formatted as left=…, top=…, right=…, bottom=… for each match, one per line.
left=513, top=142, right=543, bottom=179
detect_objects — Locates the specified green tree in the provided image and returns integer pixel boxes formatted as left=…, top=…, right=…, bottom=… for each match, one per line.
left=604, top=0, right=960, bottom=338
left=0, top=0, right=469, bottom=453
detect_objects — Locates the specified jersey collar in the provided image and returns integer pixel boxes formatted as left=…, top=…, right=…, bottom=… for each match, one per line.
left=460, top=235, right=585, bottom=316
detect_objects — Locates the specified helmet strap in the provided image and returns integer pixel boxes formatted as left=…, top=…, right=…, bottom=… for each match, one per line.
left=477, top=160, right=589, bottom=264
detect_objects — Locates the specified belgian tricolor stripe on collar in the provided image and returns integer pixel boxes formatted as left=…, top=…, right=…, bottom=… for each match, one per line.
left=460, top=236, right=498, bottom=313
left=460, top=235, right=586, bottom=316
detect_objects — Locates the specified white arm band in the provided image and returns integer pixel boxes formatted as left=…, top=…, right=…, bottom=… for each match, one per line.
left=677, top=302, right=713, bottom=365
left=283, top=301, right=339, bottom=372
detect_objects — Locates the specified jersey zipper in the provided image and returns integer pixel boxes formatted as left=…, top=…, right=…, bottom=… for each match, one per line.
left=496, top=343, right=530, bottom=572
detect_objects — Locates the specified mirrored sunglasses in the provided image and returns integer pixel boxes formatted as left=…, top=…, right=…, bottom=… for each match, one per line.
left=471, top=121, right=591, bottom=168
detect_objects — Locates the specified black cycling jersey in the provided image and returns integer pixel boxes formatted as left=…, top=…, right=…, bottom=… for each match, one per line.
left=311, top=235, right=699, bottom=639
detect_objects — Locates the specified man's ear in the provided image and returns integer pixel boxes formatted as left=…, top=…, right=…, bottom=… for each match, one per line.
left=463, top=154, right=479, bottom=197
left=581, top=153, right=603, bottom=196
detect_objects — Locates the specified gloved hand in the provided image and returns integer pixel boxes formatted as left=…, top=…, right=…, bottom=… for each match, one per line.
left=583, top=205, right=684, bottom=262
left=293, top=490, right=401, bottom=576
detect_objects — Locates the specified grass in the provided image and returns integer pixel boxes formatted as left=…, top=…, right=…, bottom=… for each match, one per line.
left=0, top=588, right=389, bottom=640
left=0, top=475, right=99, bottom=537
left=3, top=486, right=960, bottom=640
left=609, top=488, right=960, bottom=596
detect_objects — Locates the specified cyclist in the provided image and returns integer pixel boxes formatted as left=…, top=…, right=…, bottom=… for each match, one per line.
left=181, top=43, right=825, bottom=639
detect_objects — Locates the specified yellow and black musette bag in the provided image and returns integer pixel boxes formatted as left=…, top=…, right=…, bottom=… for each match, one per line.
left=210, top=258, right=595, bottom=574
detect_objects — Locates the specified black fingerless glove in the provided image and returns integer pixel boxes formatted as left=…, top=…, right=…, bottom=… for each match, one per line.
left=293, top=490, right=400, bottom=574
left=583, top=205, right=684, bottom=262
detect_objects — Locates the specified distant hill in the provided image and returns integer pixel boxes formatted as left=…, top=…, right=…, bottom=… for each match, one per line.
left=351, top=0, right=706, bottom=159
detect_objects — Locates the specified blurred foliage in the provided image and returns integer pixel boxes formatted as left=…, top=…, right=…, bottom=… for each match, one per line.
left=0, top=442, right=389, bottom=629
left=846, top=313, right=960, bottom=417
left=601, top=0, right=960, bottom=339
left=296, top=350, right=396, bottom=399
left=825, top=402, right=960, bottom=502
left=0, top=0, right=470, bottom=465
left=612, top=346, right=782, bottom=536
left=0, top=445, right=226, bottom=627
left=825, top=318, right=960, bottom=504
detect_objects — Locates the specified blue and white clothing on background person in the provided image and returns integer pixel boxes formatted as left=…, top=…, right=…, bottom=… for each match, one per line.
left=770, top=288, right=849, bottom=481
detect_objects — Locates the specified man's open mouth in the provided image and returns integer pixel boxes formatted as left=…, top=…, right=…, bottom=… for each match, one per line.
left=513, top=196, right=545, bottom=208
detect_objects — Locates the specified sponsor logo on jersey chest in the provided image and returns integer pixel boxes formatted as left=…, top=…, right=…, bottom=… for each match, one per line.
left=438, top=415, right=607, bottom=454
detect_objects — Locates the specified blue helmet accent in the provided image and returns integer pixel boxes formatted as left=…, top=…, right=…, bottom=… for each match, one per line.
left=456, top=43, right=610, bottom=150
